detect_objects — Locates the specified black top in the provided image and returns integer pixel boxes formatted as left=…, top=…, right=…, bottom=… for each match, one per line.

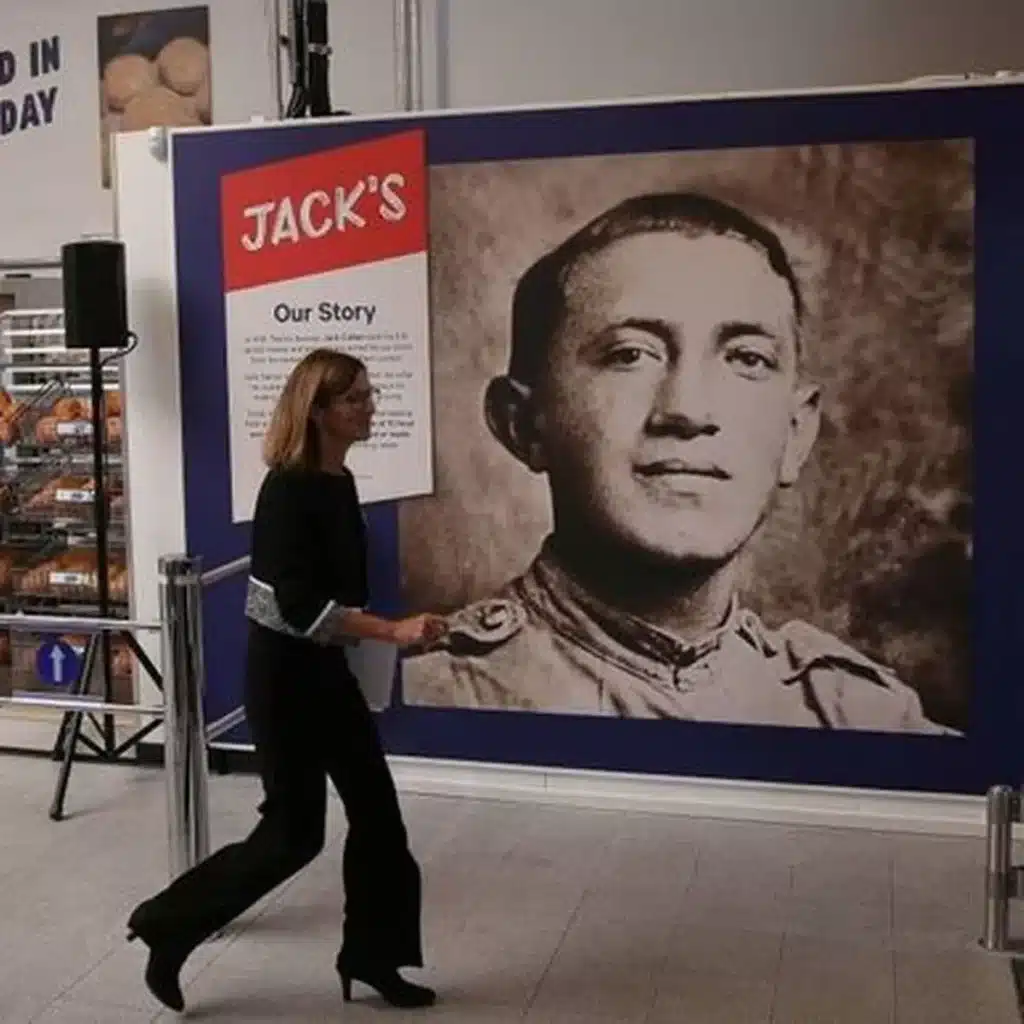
left=249, top=466, right=368, bottom=636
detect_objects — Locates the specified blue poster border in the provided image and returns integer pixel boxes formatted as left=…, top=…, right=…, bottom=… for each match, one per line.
left=172, top=85, right=1024, bottom=794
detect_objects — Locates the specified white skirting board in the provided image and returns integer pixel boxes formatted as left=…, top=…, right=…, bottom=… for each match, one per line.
left=385, top=756, right=985, bottom=838
left=207, top=744, right=986, bottom=836
left=14, top=718, right=981, bottom=838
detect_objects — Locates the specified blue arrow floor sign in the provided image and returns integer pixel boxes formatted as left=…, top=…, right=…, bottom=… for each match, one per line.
left=36, top=639, right=82, bottom=688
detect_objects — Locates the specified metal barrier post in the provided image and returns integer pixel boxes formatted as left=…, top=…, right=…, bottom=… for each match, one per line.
left=982, top=785, right=1015, bottom=952
left=159, top=555, right=211, bottom=879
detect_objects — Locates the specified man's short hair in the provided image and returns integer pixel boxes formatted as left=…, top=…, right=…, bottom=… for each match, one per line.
left=507, top=191, right=805, bottom=388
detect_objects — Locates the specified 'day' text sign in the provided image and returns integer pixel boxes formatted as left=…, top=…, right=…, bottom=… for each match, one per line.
left=219, top=129, right=434, bottom=521
left=0, top=35, right=61, bottom=140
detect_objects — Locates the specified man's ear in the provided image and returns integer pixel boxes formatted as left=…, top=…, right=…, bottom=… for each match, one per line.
left=484, top=376, right=547, bottom=473
left=779, top=383, right=821, bottom=487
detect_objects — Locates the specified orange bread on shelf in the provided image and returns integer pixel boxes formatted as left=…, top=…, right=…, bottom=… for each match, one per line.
left=52, top=397, right=87, bottom=422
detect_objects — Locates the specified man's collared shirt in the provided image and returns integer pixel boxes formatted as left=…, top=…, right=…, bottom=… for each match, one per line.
left=402, top=540, right=955, bottom=734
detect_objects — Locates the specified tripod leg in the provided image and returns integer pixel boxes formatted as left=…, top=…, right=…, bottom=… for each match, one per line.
left=99, top=631, right=115, bottom=755
left=51, top=709, right=73, bottom=762
left=49, top=635, right=100, bottom=822
left=122, top=631, right=163, bottom=691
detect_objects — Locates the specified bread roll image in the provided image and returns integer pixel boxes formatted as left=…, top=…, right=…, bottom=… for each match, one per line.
left=103, top=54, right=158, bottom=113
left=158, top=37, right=209, bottom=96
left=121, top=85, right=201, bottom=132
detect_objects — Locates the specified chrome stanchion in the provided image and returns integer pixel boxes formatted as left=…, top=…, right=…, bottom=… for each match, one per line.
left=159, top=554, right=211, bottom=880
left=982, top=785, right=1017, bottom=952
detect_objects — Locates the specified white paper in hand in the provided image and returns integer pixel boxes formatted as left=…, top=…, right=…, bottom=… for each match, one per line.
left=345, top=639, right=399, bottom=711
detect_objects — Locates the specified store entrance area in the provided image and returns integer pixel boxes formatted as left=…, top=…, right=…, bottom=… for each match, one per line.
left=0, top=757, right=1018, bottom=1024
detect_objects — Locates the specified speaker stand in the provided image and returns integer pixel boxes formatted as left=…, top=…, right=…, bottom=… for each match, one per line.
left=48, top=342, right=165, bottom=821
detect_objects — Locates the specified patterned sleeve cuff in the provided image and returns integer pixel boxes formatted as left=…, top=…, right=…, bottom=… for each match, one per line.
left=306, top=602, right=368, bottom=644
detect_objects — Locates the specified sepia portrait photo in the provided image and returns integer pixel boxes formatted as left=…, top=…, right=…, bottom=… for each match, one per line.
left=397, top=140, right=973, bottom=735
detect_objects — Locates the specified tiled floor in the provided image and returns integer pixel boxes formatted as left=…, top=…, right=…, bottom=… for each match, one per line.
left=0, top=754, right=1019, bottom=1023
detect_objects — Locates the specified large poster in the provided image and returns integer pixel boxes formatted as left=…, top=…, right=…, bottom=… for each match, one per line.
left=400, top=141, right=973, bottom=737
left=168, top=84, right=1024, bottom=793
left=219, top=130, right=433, bottom=520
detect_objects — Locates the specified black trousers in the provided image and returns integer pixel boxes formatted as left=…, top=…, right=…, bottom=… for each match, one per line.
left=141, top=624, right=423, bottom=970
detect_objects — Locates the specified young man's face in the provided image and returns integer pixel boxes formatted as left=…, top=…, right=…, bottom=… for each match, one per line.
left=527, top=230, right=819, bottom=566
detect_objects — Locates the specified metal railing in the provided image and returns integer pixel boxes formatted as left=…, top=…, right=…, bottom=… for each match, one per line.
left=982, top=785, right=1024, bottom=953
left=158, top=555, right=210, bottom=878
left=198, top=556, right=250, bottom=748
left=0, top=550, right=250, bottom=882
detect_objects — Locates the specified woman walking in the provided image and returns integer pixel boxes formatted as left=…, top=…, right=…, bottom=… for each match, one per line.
left=127, top=348, right=446, bottom=1013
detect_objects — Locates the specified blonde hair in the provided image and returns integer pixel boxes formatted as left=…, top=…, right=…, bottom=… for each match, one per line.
left=262, top=348, right=366, bottom=470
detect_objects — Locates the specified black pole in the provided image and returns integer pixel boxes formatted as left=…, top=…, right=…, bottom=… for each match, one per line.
left=285, top=0, right=309, bottom=117
left=307, top=0, right=332, bottom=117
left=88, top=344, right=115, bottom=752
left=284, top=0, right=338, bottom=119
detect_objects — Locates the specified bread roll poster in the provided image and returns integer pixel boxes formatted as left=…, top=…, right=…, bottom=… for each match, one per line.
left=97, top=6, right=212, bottom=189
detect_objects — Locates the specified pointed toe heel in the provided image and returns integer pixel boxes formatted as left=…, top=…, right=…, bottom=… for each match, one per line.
left=337, top=965, right=436, bottom=1009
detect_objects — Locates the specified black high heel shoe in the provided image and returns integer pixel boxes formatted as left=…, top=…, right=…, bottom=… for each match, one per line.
left=337, top=958, right=436, bottom=1008
left=126, top=905, right=191, bottom=1013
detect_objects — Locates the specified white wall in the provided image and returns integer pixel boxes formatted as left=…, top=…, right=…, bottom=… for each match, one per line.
left=1, top=0, right=278, bottom=262
left=324, top=0, right=1024, bottom=115
left=313, top=0, right=403, bottom=113
left=436, top=0, right=1024, bottom=108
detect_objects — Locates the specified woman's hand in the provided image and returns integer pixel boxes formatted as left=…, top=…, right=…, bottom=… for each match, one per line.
left=391, top=613, right=448, bottom=649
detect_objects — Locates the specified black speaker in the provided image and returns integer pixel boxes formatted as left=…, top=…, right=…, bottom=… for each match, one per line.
left=61, top=239, right=128, bottom=350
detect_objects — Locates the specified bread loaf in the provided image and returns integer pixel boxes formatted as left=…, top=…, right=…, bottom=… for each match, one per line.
left=157, top=37, right=209, bottom=96
left=103, top=54, right=158, bottom=112
left=122, top=85, right=201, bottom=132
left=53, top=397, right=86, bottom=422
